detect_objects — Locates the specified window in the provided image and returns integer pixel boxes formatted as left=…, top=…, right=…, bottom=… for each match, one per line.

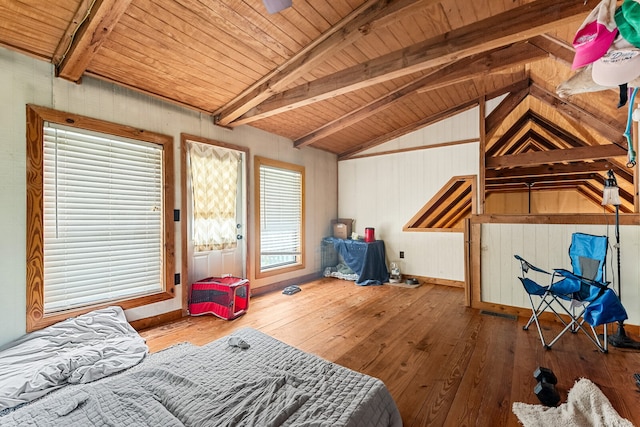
left=26, top=105, right=175, bottom=331
left=255, top=156, right=305, bottom=277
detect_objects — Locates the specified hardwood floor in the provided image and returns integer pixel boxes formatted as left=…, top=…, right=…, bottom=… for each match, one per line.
left=139, top=278, right=640, bottom=426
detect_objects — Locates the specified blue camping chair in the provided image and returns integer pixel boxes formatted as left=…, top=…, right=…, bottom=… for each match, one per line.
left=515, top=232, right=628, bottom=353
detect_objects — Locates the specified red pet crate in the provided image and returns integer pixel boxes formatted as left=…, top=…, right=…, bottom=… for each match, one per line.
left=189, top=276, right=250, bottom=320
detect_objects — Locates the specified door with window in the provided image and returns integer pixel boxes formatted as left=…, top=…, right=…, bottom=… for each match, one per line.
left=185, top=139, right=247, bottom=287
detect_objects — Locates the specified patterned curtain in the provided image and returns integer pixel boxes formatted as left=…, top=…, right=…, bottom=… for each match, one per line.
left=188, top=142, right=240, bottom=251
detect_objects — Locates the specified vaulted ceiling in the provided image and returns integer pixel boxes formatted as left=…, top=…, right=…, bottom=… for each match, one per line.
left=0, top=0, right=634, bottom=208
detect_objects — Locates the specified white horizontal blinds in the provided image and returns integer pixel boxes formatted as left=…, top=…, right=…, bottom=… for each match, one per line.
left=43, top=123, right=164, bottom=314
left=259, top=164, right=302, bottom=270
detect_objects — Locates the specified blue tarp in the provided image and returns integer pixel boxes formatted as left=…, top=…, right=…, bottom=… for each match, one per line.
left=327, top=238, right=389, bottom=285
left=584, top=288, right=628, bottom=326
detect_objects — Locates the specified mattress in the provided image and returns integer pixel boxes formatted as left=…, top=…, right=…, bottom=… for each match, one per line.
left=0, top=327, right=403, bottom=426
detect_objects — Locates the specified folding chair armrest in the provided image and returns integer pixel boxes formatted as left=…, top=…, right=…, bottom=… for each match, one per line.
left=514, top=255, right=551, bottom=275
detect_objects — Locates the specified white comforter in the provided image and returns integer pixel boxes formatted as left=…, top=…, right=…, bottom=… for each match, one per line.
left=0, top=306, right=147, bottom=411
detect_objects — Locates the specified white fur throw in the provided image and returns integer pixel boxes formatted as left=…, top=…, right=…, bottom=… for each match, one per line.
left=512, top=378, right=634, bottom=427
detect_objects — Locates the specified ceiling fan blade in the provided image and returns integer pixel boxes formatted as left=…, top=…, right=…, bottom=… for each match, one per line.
left=263, top=0, right=292, bottom=14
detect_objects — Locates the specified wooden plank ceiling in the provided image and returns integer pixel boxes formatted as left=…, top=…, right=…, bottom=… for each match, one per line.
left=0, top=0, right=633, bottom=203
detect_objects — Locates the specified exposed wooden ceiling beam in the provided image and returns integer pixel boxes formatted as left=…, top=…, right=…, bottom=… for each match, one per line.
left=487, top=113, right=532, bottom=157
left=487, top=182, right=587, bottom=192
left=527, top=111, right=591, bottom=149
left=485, top=160, right=621, bottom=179
left=230, top=0, right=589, bottom=127
left=529, top=83, right=627, bottom=145
left=515, top=137, right=560, bottom=154
left=502, top=112, right=595, bottom=154
left=488, top=176, right=639, bottom=213
left=484, top=80, right=532, bottom=102
left=294, top=43, right=545, bottom=148
left=508, top=130, right=563, bottom=154
left=485, top=84, right=530, bottom=139
left=487, top=142, right=634, bottom=184
left=486, top=144, right=627, bottom=169
left=497, top=127, right=556, bottom=157
left=212, top=0, right=438, bottom=126
left=486, top=172, right=602, bottom=186
left=55, top=0, right=132, bottom=82
left=528, top=35, right=574, bottom=66
left=52, top=0, right=93, bottom=66
left=488, top=111, right=584, bottom=158
left=483, top=103, right=635, bottom=198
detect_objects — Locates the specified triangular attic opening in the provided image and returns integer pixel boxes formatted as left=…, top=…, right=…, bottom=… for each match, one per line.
left=403, top=175, right=476, bottom=232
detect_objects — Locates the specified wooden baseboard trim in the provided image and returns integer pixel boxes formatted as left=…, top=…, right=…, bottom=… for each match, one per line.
left=130, top=309, right=184, bottom=332
left=411, top=275, right=464, bottom=288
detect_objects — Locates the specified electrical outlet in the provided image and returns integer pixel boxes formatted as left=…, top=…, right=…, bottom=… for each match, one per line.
left=399, top=251, right=404, bottom=259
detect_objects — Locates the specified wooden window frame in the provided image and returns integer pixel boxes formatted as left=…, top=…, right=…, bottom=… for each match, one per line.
left=254, top=156, right=305, bottom=279
left=25, top=104, right=175, bottom=332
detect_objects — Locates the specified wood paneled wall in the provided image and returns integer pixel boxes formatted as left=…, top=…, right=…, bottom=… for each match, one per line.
left=476, top=219, right=640, bottom=325
left=0, top=47, right=338, bottom=347
left=338, top=108, right=480, bottom=281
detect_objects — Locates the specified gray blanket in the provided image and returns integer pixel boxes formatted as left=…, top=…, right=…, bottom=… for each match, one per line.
left=1, top=328, right=403, bottom=426
left=0, top=306, right=148, bottom=412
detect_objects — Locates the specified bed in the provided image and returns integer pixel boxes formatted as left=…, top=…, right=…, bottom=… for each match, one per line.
left=0, top=308, right=402, bottom=426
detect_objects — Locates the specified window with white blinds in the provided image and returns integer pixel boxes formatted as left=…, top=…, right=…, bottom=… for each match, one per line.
left=42, top=123, right=164, bottom=313
left=256, top=157, right=304, bottom=273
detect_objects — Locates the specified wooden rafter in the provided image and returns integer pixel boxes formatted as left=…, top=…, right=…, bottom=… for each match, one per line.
left=487, top=109, right=592, bottom=158
left=444, top=205, right=473, bottom=229
left=485, top=83, right=530, bottom=139
left=505, top=130, right=562, bottom=155
left=228, top=0, right=589, bottom=128
left=212, top=0, right=439, bottom=126
left=487, top=113, right=533, bottom=157
left=528, top=34, right=574, bottom=66
left=480, top=84, right=635, bottom=214
left=485, top=160, right=626, bottom=180
left=438, top=199, right=472, bottom=229
left=528, top=112, right=593, bottom=148
left=293, top=43, right=546, bottom=148
left=55, top=0, right=132, bottom=82
left=486, top=172, right=601, bottom=187
left=529, top=84, right=627, bottom=146
left=404, top=175, right=477, bottom=232
left=486, top=144, right=627, bottom=169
